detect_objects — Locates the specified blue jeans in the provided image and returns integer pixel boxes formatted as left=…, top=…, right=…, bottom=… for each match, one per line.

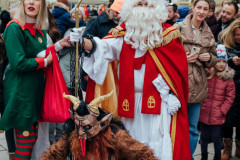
left=188, top=103, right=201, bottom=160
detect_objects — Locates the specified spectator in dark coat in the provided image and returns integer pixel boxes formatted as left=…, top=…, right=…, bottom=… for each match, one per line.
left=0, top=10, right=11, bottom=34
left=166, top=3, right=179, bottom=26
left=205, top=0, right=218, bottom=36
left=82, top=0, right=123, bottom=38
left=51, top=0, right=75, bottom=37
left=215, top=2, right=238, bottom=41
left=218, top=18, right=240, bottom=160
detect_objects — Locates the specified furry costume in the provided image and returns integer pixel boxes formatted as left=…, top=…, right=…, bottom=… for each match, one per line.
left=40, top=92, right=157, bottom=160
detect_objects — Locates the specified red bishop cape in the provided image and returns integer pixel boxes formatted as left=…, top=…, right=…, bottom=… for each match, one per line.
left=85, top=23, right=191, bottom=160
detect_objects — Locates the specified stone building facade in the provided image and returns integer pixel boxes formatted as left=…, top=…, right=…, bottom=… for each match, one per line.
left=0, top=0, right=18, bottom=11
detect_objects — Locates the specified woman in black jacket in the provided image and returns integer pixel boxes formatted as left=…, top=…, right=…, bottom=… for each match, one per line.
left=218, top=18, right=240, bottom=159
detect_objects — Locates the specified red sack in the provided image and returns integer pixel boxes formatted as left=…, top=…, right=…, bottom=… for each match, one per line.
left=40, top=46, right=71, bottom=123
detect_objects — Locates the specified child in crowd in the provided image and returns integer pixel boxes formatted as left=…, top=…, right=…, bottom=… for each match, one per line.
left=199, top=44, right=235, bottom=160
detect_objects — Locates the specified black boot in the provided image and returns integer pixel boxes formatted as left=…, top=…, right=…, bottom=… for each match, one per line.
left=201, top=152, right=208, bottom=160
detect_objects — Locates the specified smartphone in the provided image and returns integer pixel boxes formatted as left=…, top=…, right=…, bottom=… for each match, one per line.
left=191, top=47, right=200, bottom=54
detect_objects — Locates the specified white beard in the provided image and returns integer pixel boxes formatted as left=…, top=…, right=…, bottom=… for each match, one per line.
left=120, top=0, right=168, bottom=51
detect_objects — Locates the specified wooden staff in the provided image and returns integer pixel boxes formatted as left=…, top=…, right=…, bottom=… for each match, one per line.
left=74, top=0, right=83, bottom=98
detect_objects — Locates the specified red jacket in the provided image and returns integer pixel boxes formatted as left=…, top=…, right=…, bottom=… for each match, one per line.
left=199, top=68, right=235, bottom=125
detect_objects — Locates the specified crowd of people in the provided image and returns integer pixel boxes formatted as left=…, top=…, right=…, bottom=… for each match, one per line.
left=0, top=0, right=240, bottom=159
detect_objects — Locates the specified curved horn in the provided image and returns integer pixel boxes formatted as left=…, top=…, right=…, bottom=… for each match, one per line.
left=63, top=93, right=81, bottom=110
left=88, top=91, right=113, bottom=115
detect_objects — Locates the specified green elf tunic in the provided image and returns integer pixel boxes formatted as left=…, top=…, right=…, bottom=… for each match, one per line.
left=0, top=19, right=47, bottom=132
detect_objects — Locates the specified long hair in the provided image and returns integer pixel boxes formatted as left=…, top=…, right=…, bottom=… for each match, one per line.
left=47, top=10, right=61, bottom=43
left=14, top=0, right=48, bottom=30
left=218, top=18, right=240, bottom=49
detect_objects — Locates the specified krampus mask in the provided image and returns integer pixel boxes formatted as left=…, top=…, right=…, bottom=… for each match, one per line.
left=63, top=91, right=113, bottom=157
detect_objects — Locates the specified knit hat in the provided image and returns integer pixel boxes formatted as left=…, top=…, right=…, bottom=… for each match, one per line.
left=210, top=0, right=216, bottom=11
left=216, top=44, right=228, bottom=62
left=110, top=0, right=125, bottom=12
left=176, top=5, right=190, bottom=22
left=70, top=6, right=85, bottom=19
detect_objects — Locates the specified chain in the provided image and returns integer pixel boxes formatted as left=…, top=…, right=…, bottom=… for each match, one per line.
left=70, top=44, right=76, bottom=96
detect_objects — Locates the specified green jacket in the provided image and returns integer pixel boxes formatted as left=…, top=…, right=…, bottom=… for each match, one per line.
left=0, top=21, right=46, bottom=132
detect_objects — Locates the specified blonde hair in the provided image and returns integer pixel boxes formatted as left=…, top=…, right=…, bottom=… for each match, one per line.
left=218, top=18, right=240, bottom=49
left=14, top=0, right=48, bottom=30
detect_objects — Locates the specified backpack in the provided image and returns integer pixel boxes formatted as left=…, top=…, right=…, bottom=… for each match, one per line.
left=0, top=34, right=8, bottom=115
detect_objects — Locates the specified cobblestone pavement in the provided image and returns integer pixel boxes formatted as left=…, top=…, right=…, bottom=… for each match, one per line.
left=1, top=130, right=240, bottom=160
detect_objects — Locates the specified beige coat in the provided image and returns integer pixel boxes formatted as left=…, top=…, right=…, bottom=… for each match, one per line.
left=175, top=14, right=217, bottom=103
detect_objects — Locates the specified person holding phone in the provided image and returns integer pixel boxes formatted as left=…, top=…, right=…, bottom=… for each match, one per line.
left=175, top=0, right=217, bottom=159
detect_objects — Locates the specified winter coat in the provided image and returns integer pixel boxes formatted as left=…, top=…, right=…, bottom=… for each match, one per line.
left=176, top=13, right=217, bottom=103
left=205, top=14, right=218, bottom=37
left=0, top=35, right=7, bottom=115
left=81, top=9, right=118, bottom=91
left=82, top=9, right=117, bottom=39
left=215, top=19, right=234, bottom=42
left=0, top=22, right=45, bottom=131
left=59, top=29, right=76, bottom=90
left=59, top=28, right=87, bottom=93
left=224, top=45, right=240, bottom=126
left=52, top=2, right=86, bottom=37
left=199, top=68, right=235, bottom=125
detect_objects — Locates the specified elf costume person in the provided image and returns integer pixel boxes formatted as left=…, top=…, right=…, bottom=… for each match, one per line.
left=70, top=0, right=191, bottom=159
left=0, top=0, right=70, bottom=159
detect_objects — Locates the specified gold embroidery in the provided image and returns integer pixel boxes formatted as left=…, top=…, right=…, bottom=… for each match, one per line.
left=104, top=31, right=126, bottom=38
left=162, top=26, right=177, bottom=36
left=122, top=99, right=129, bottom=111
left=148, top=49, right=178, bottom=154
left=148, top=50, right=178, bottom=96
left=171, top=113, right=177, bottom=154
left=105, top=26, right=181, bottom=43
left=147, top=96, right=155, bottom=108
left=161, top=29, right=182, bottom=46
left=38, top=37, right=42, bottom=43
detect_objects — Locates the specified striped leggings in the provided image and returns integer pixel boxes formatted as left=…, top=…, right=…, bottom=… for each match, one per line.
left=14, top=125, right=38, bottom=160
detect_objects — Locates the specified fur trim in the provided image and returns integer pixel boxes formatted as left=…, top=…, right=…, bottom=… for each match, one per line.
left=40, top=125, right=158, bottom=160
left=207, top=67, right=235, bottom=80
left=108, top=25, right=181, bottom=45
left=40, top=134, right=69, bottom=160
left=217, top=67, right=235, bottom=80
left=69, top=128, right=116, bottom=160
left=115, top=130, right=158, bottom=160
left=161, top=28, right=182, bottom=47
left=54, top=2, right=69, bottom=12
